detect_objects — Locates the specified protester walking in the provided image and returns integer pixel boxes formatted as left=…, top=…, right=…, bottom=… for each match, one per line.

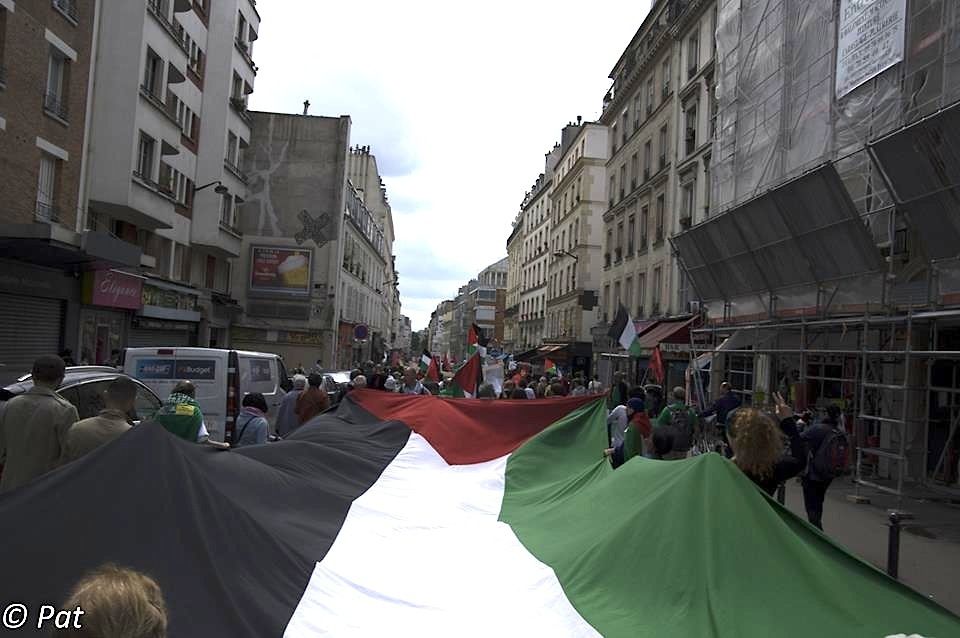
left=801, top=404, right=849, bottom=530
left=276, top=374, right=306, bottom=438
left=296, top=373, right=331, bottom=424
left=588, top=374, right=604, bottom=394
left=727, top=393, right=806, bottom=497
left=701, top=382, right=741, bottom=437
left=606, top=398, right=652, bottom=467
left=64, top=377, right=137, bottom=463
left=234, top=393, right=270, bottom=448
left=400, top=367, right=430, bottom=395
left=0, top=355, right=78, bottom=492
left=654, top=387, right=699, bottom=460
left=154, top=381, right=210, bottom=443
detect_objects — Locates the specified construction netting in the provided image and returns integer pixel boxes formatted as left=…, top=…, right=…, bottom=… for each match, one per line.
left=682, top=0, right=960, bottom=314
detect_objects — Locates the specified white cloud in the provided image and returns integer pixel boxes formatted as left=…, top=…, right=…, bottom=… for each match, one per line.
left=250, top=0, right=652, bottom=329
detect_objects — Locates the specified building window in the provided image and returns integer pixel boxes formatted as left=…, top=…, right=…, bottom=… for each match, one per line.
left=685, top=103, right=698, bottom=156
left=633, top=94, right=640, bottom=131
left=219, top=193, right=233, bottom=227
left=681, top=178, right=696, bottom=227
left=226, top=131, right=238, bottom=164
left=646, top=77, right=654, bottom=116
left=605, top=228, right=613, bottom=267
left=625, top=277, right=633, bottom=313
left=231, top=72, right=244, bottom=100
left=205, top=255, right=216, bottom=290
left=627, top=215, right=635, bottom=255
left=611, top=123, right=618, bottom=155
left=613, top=281, right=622, bottom=316
left=143, top=48, right=163, bottom=97
left=621, top=110, right=628, bottom=145
left=687, top=31, right=700, bottom=80
left=608, top=175, right=615, bottom=208
left=703, top=157, right=712, bottom=217
left=652, top=267, right=662, bottom=313
left=136, top=133, right=156, bottom=181
left=236, top=11, right=247, bottom=45
left=655, top=194, right=665, bottom=241
left=36, top=153, right=59, bottom=222
left=637, top=274, right=646, bottom=316
left=662, top=57, right=670, bottom=98
left=630, top=153, right=639, bottom=189
left=615, top=221, right=623, bottom=262
left=603, top=284, right=611, bottom=322
left=640, top=205, right=649, bottom=250
left=709, top=83, right=718, bottom=138
left=659, top=125, right=668, bottom=170
left=619, top=164, right=626, bottom=200
left=44, top=49, right=69, bottom=120
left=643, top=140, right=652, bottom=180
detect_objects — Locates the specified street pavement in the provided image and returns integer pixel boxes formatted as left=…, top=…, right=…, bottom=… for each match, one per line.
left=782, top=479, right=960, bottom=616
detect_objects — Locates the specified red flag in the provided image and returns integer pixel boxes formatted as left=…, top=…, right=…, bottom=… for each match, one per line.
left=426, top=356, right=440, bottom=382
left=650, top=346, right=665, bottom=384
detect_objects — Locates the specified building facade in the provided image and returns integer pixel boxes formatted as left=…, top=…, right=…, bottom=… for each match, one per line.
left=502, top=217, right=523, bottom=353
left=0, top=0, right=143, bottom=382
left=81, top=0, right=260, bottom=354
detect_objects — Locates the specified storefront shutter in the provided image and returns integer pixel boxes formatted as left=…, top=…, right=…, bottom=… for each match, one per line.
left=127, top=326, right=194, bottom=348
left=0, top=294, right=63, bottom=385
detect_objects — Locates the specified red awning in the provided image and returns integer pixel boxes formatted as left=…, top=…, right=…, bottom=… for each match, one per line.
left=636, top=317, right=699, bottom=351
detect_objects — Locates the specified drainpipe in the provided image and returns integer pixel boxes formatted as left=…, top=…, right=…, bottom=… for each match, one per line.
left=76, top=0, right=102, bottom=234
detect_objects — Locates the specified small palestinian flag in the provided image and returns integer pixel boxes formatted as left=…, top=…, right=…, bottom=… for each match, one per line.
left=3, top=393, right=958, bottom=637
left=544, top=358, right=561, bottom=378
left=468, top=323, right=488, bottom=358
left=419, top=349, right=439, bottom=382
left=441, top=351, right=483, bottom=398
left=607, top=304, right=642, bottom=356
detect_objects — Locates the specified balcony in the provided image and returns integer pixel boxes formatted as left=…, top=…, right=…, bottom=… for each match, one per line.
left=147, top=0, right=190, bottom=55
left=234, top=38, right=258, bottom=73
left=43, top=92, right=69, bottom=122
left=52, top=0, right=79, bottom=24
left=223, top=158, right=248, bottom=183
left=229, top=96, right=251, bottom=122
left=35, top=201, right=60, bottom=223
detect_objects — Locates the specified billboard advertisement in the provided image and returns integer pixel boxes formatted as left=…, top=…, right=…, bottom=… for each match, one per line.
left=249, top=246, right=313, bottom=296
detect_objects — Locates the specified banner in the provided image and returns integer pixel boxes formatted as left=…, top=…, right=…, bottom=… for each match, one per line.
left=249, top=246, right=312, bottom=296
left=836, top=0, right=906, bottom=98
left=482, top=362, right=504, bottom=396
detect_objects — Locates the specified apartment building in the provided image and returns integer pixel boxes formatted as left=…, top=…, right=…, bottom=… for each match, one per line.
left=81, top=0, right=260, bottom=352
left=0, top=0, right=143, bottom=381
left=502, top=216, right=523, bottom=352
left=599, top=0, right=679, bottom=330
left=516, top=145, right=560, bottom=352
left=540, top=120, right=607, bottom=377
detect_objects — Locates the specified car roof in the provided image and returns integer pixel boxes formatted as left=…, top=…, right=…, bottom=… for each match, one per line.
left=2, top=367, right=155, bottom=399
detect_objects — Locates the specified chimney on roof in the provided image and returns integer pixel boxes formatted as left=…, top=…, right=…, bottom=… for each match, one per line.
left=577, top=115, right=582, bottom=125
left=303, top=100, right=310, bottom=116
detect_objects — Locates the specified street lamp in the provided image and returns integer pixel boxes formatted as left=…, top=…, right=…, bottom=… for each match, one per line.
left=553, top=249, right=578, bottom=263
left=194, top=180, right=229, bottom=194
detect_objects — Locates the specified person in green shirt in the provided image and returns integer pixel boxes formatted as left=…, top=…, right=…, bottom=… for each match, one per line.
left=153, top=381, right=209, bottom=442
left=655, top=386, right=699, bottom=460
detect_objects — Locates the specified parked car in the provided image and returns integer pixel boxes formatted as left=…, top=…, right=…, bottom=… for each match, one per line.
left=323, top=370, right=354, bottom=404
left=0, top=366, right=162, bottom=425
left=123, top=348, right=293, bottom=443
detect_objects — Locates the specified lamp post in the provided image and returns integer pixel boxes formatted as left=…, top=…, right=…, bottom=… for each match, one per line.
left=194, top=180, right=229, bottom=194
left=553, top=249, right=578, bottom=263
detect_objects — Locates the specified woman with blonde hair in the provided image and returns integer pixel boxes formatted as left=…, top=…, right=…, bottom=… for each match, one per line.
left=727, top=392, right=806, bottom=496
left=62, top=564, right=168, bottom=637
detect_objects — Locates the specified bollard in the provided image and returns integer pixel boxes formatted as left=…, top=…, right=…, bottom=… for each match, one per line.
left=887, top=511, right=901, bottom=579
left=776, top=482, right=786, bottom=505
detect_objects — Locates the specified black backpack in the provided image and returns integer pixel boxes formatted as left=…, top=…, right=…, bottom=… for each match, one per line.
left=665, top=405, right=694, bottom=451
left=811, top=428, right=851, bottom=479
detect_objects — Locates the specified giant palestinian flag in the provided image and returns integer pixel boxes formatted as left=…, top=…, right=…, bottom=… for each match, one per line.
left=2, top=392, right=959, bottom=637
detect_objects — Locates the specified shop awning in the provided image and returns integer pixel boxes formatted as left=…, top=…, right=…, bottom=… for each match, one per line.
left=637, top=317, right=699, bottom=352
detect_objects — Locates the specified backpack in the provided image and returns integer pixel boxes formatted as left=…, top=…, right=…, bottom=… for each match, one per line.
left=665, top=405, right=694, bottom=451
left=812, top=428, right=851, bottom=479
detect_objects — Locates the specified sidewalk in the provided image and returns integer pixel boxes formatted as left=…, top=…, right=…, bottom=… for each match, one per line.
left=783, top=479, right=960, bottom=616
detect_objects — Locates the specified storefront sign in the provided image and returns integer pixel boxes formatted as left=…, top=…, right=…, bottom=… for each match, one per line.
left=83, top=270, right=143, bottom=310
left=142, top=284, right=197, bottom=311
left=249, top=246, right=313, bottom=296
left=836, top=0, right=906, bottom=98
left=660, top=342, right=691, bottom=354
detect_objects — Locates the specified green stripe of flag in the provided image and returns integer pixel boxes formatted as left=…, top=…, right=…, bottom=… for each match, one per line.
left=498, top=398, right=960, bottom=637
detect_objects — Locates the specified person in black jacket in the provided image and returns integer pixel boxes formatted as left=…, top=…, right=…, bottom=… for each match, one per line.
left=727, top=392, right=806, bottom=496
left=800, top=404, right=842, bottom=530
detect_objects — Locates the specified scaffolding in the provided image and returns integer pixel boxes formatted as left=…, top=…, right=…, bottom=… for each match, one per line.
left=689, top=309, right=960, bottom=506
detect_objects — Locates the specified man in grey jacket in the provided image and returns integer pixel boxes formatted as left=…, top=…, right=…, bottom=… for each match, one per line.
left=0, top=355, right=78, bottom=492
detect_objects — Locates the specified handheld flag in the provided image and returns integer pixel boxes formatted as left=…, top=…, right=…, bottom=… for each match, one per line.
left=441, top=352, right=483, bottom=397
left=544, top=358, right=560, bottom=378
left=650, top=346, right=665, bottom=384
left=607, top=304, right=642, bottom=356
left=419, top=350, right=440, bottom=382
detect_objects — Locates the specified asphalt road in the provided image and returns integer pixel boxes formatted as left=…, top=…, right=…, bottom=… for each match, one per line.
left=783, top=480, right=960, bottom=616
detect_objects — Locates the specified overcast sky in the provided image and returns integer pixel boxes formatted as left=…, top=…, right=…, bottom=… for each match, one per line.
left=250, top=1, right=652, bottom=331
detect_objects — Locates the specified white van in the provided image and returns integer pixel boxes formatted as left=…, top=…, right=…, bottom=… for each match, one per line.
left=123, top=348, right=292, bottom=443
